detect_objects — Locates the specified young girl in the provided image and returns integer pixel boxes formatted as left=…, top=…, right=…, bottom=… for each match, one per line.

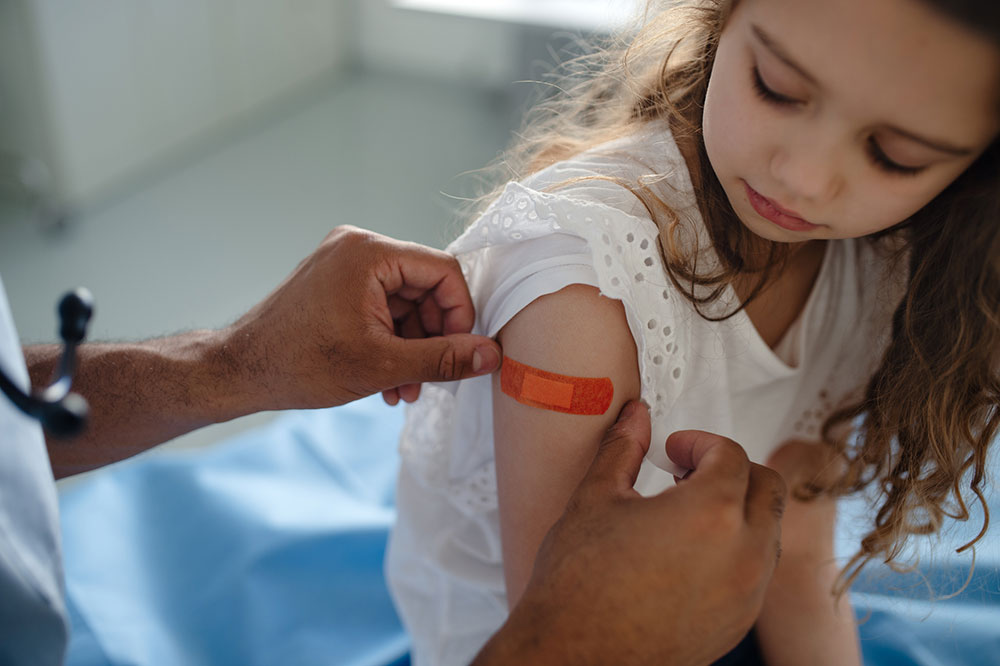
left=386, top=0, right=1000, bottom=664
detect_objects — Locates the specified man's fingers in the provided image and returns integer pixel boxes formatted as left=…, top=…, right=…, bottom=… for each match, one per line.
left=398, top=309, right=426, bottom=339
left=418, top=296, right=445, bottom=336
left=386, top=334, right=502, bottom=386
left=398, top=383, right=422, bottom=403
left=578, top=401, right=651, bottom=496
left=388, top=295, right=417, bottom=322
left=381, top=243, right=476, bottom=336
left=382, top=388, right=401, bottom=406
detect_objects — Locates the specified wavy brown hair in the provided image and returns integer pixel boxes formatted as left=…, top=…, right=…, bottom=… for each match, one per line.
left=476, top=0, right=1000, bottom=590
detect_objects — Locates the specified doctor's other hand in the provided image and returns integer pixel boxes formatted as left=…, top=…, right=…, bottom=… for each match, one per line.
left=474, top=401, right=787, bottom=666
left=225, top=225, right=502, bottom=410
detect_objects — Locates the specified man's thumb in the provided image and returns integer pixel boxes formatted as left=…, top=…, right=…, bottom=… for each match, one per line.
left=579, top=401, right=651, bottom=495
left=392, top=334, right=502, bottom=384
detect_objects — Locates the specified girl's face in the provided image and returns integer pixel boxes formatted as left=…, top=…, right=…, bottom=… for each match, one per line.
left=703, top=0, right=1000, bottom=243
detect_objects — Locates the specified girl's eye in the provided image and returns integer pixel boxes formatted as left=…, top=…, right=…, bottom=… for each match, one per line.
left=751, top=66, right=800, bottom=106
left=751, top=64, right=927, bottom=178
left=866, top=137, right=926, bottom=176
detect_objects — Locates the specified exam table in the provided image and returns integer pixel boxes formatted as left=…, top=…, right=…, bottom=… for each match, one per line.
left=59, top=397, right=1000, bottom=666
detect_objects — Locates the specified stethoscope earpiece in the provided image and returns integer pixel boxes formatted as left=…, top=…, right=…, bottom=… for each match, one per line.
left=0, top=288, right=93, bottom=438
left=58, top=289, right=94, bottom=345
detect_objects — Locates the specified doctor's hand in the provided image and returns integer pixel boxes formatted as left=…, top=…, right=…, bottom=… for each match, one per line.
left=474, top=401, right=786, bottom=666
left=225, top=225, right=502, bottom=410
left=31, top=226, right=501, bottom=477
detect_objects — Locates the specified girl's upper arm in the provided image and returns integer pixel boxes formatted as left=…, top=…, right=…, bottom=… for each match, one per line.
left=492, top=283, right=640, bottom=607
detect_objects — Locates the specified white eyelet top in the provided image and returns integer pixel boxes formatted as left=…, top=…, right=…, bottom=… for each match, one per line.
left=386, top=121, right=907, bottom=666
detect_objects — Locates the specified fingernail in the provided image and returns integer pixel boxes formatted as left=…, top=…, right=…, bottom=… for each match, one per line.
left=473, top=346, right=499, bottom=374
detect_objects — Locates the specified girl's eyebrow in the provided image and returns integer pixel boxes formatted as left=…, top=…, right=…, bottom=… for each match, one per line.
left=886, top=127, right=974, bottom=156
left=751, top=24, right=818, bottom=86
left=751, top=23, right=975, bottom=157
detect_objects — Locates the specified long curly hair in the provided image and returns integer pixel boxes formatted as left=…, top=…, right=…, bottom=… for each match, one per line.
left=479, top=0, right=1000, bottom=591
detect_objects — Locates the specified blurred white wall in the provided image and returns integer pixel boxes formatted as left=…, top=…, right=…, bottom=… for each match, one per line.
left=1, top=0, right=355, bottom=212
left=0, top=1, right=638, bottom=219
left=357, top=1, right=519, bottom=87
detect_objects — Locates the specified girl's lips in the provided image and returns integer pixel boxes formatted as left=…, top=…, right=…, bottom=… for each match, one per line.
left=743, top=182, right=820, bottom=232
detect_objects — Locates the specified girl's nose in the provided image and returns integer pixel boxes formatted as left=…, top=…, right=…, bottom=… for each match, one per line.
left=769, top=133, right=843, bottom=204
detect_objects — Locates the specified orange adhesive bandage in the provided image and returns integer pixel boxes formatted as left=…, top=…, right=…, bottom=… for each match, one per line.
left=500, top=357, right=614, bottom=416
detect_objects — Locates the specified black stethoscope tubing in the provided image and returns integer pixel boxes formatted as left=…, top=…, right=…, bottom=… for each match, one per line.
left=0, top=288, right=93, bottom=437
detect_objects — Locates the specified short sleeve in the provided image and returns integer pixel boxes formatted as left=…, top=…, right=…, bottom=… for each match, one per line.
left=449, top=182, right=691, bottom=476
left=474, top=233, right=599, bottom=338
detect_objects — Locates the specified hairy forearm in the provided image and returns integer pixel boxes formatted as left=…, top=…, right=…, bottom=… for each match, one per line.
left=27, top=329, right=257, bottom=479
left=22, top=226, right=505, bottom=479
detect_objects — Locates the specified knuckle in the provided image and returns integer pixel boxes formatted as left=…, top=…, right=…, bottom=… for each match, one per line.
left=759, top=463, right=785, bottom=488
left=699, top=434, right=751, bottom=477
left=442, top=253, right=463, bottom=273
left=326, top=224, right=360, bottom=245
left=771, top=485, right=788, bottom=521
left=757, top=465, right=789, bottom=519
left=722, top=438, right=752, bottom=467
left=436, top=347, right=462, bottom=381
left=323, top=225, right=371, bottom=264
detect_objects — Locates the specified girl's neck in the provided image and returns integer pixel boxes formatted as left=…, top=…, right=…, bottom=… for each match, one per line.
left=736, top=239, right=828, bottom=350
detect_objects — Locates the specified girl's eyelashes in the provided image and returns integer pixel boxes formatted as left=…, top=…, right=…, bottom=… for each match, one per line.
left=866, top=137, right=926, bottom=176
left=751, top=66, right=800, bottom=106
left=750, top=65, right=928, bottom=177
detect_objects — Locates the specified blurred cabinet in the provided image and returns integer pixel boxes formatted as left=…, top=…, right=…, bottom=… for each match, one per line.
left=373, top=0, right=641, bottom=133
left=0, top=0, right=353, bottom=218
left=393, top=0, right=640, bottom=32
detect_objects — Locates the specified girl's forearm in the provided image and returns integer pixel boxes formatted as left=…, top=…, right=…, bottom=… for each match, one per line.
left=754, top=557, right=861, bottom=666
left=758, top=442, right=859, bottom=664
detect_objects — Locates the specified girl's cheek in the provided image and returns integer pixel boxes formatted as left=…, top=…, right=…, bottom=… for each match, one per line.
left=703, top=79, right=744, bottom=150
left=849, top=184, right=928, bottom=236
left=870, top=177, right=961, bottom=229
